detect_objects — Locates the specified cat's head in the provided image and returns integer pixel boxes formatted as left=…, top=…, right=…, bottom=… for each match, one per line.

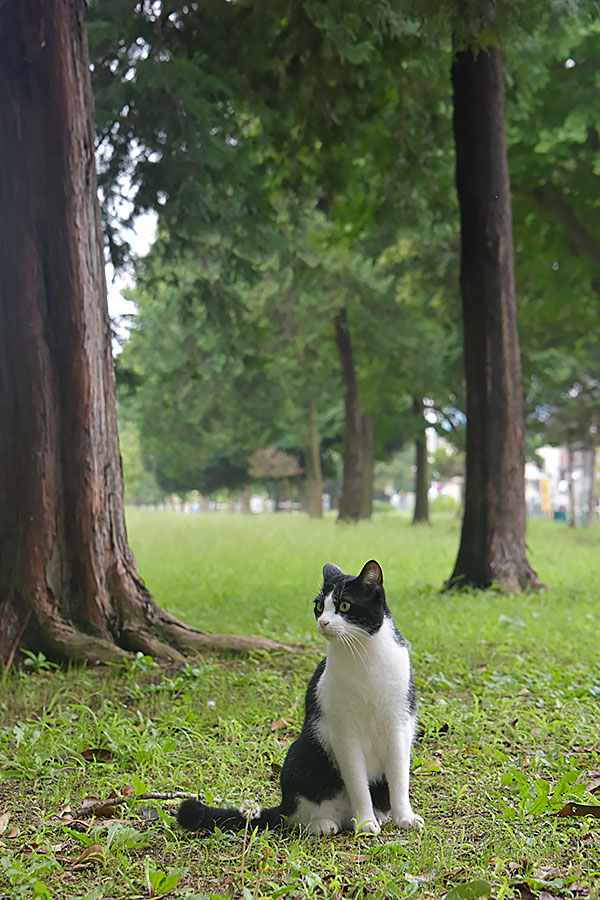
left=314, top=560, right=387, bottom=641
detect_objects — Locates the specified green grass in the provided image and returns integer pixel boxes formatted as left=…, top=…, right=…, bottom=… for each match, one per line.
left=1, top=512, right=600, bottom=900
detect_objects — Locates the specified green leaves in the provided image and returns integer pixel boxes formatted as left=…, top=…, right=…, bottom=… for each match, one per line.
left=445, top=880, right=491, bottom=900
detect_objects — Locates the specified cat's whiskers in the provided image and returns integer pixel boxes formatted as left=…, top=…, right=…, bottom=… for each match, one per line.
left=338, top=627, right=368, bottom=671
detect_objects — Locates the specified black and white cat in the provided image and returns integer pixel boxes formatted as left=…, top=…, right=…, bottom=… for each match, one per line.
left=178, top=559, right=423, bottom=835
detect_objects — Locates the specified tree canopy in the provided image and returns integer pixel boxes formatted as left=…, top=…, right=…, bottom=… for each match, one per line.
left=90, top=1, right=599, bottom=537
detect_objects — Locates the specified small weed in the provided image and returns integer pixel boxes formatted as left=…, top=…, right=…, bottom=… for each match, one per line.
left=19, top=650, right=59, bottom=674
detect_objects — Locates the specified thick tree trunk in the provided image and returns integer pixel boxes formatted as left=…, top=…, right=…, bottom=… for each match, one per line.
left=360, top=412, right=374, bottom=520
left=334, top=308, right=363, bottom=522
left=411, top=398, right=430, bottom=526
left=0, top=1, right=291, bottom=665
left=447, top=46, right=543, bottom=591
left=304, top=397, right=323, bottom=518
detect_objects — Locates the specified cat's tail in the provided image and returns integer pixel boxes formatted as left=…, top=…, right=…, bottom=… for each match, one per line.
left=177, top=798, right=288, bottom=834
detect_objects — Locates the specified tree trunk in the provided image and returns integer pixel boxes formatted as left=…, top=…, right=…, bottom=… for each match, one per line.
left=587, top=437, right=597, bottom=526
left=446, top=46, right=543, bottom=591
left=567, top=445, right=576, bottom=527
left=304, top=397, right=323, bottom=518
left=241, top=487, right=252, bottom=515
left=411, top=398, right=430, bottom=525
left=360, top=412, right=374, bottom=520
left=0, top=1, right=291, bottom=665
left=334, top=308, right=363, bottom=522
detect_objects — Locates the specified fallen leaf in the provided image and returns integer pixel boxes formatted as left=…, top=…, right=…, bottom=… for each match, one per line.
left=6, top=827, right=19, bottom=839
left=270, top=717, right=294, bottom=732
left=138, top=806, right=159, bottom=821
left=71, top=843, right=106, bottom=868
left=405, top=872, right=435, bottom=884
left=535, top=865, right=560, bottom=879
left=0, top=812, right=11, bottom=835
left=510, top=883, right=536, bottom=900
left=585, top=772, right=600, bottom=795
left=81, top=747, right=114, bottom=763
left=555, top=802, right=600, bottom=819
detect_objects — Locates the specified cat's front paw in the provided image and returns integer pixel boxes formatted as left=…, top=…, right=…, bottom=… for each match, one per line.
left=393, top=810, right=424, bottom=830
left=355, top=818, right=381, bottom=836
left=309, top=818, right=340, bottom=836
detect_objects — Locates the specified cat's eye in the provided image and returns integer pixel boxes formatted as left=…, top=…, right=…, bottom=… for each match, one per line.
left=339, top=600, right=351, bottom=612
left=315, top=599, right=324, bottom=613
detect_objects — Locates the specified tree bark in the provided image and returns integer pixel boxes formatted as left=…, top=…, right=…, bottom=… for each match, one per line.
left=411, top=398, right=430, bottom=525
left=567, top=445, right=576, bottom=528
left=0, top=1, right=291, bottom=665
left=334, top=308, right=363, bottom=522
left=587, top=436, right=597, bottom=526
left=304, top=397, right=323, bottom=518
left=446, top=46, right=543, bottom=592
left=360, top=412, right=374, bottom=520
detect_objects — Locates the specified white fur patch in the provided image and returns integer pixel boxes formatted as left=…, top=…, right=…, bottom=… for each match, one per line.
left=295, top=791, right=352, bottom=834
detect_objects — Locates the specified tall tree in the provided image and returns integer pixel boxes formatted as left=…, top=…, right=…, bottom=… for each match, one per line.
left=0, top=0, right=284, bottom=665
left=335, top=308, right=364, bottom=522
left=447, top=45, right=542, bottom=591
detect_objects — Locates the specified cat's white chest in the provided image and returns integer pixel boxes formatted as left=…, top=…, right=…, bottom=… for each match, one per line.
left=315, top=618, right=413, bottom=779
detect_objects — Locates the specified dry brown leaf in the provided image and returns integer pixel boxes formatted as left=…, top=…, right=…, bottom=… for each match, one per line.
left=6, top=826, right=19, bottom=839
left=71, top=843, right=106, bottom=868
left=584, top=772, right=600, bottom=795
left=270, top=717, right=294, bottom=732
left=81, top=747, right=115, bottom=763
left=510, top=882, right=536, bottom=900
left=0, top=812, right=11, bottom=835
left=555, top=802, right=600, bottom=819
left=93, top=802, right=117, bottom=818
left=535, top=865, right=560, bottom=879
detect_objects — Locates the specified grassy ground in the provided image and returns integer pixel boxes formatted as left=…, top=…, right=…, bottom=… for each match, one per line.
left=1, top=512, right=600, bottom=900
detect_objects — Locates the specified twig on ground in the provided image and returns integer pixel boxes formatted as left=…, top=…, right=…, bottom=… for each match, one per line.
left=72, top=790, right=197, bottom=820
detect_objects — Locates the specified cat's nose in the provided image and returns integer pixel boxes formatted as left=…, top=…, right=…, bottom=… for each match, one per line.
left=319, top=618, right=330, bottom=629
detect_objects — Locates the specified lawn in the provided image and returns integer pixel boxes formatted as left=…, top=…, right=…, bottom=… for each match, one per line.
left=1, top=511, right=599, bottom=900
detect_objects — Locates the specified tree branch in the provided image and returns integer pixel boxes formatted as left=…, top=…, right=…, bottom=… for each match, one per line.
left=513, top=182, right=600, bottom=263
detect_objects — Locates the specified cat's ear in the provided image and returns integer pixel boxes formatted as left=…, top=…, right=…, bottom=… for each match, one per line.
left=357, top=560, right=383, bottom=588
left=323, top=562, right=343, bottom=582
